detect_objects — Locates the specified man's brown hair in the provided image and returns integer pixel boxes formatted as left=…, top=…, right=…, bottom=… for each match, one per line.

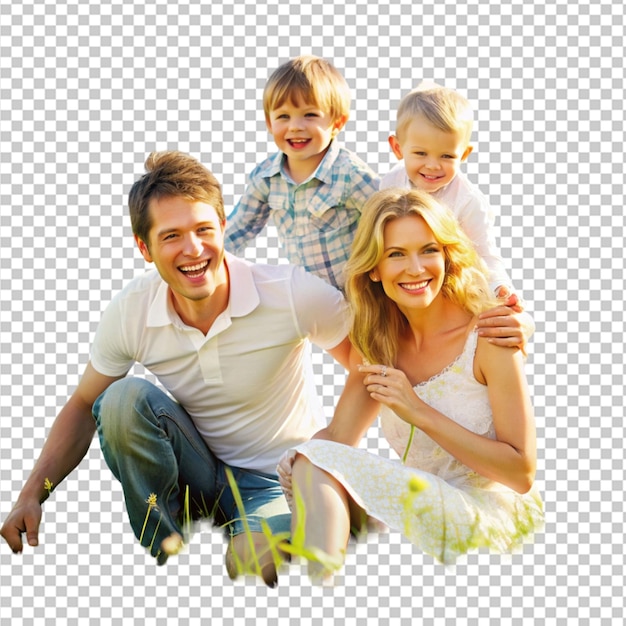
left=129, top=151, right=224, bottom=246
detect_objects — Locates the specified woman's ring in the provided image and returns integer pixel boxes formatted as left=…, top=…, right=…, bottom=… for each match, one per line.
left=381, top=366, right=387, bottom=377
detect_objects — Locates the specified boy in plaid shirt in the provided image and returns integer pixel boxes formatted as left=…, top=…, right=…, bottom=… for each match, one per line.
left=225, top=56, right=379, bottom=290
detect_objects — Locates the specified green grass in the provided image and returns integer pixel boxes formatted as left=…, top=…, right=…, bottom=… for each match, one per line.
left=139, top=467, right=428, bottom=581
left=223, top=468, right=343, bottom=579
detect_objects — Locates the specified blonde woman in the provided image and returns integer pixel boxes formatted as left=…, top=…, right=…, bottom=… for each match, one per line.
left=279, top=188, right=544, bottom=579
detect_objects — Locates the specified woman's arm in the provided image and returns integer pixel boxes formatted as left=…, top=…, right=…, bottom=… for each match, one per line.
left=360, top=340, right=536, bottom=493
left=276, top=346, right=379, bottom=499
left=315, top=347, right=381, bottom=446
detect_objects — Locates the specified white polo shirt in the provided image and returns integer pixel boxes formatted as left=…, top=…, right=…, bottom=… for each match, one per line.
left=90, top=253, right=350, bottom=473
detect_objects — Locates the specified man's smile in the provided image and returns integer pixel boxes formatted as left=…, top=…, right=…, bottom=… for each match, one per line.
left=179, top=259, right=210, bottom=277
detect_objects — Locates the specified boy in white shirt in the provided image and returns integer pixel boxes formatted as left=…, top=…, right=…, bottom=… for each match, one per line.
left=381, top=82, right=513, bottom=298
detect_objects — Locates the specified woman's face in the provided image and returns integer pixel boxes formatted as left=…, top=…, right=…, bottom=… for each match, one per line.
left=371, top=214, right=446, bottom=312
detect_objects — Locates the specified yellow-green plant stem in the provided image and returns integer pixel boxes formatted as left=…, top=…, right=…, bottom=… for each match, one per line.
left=225, top=467, right=263, bottom=577
left=402, top=425, right=416, bottom=464
left=139, top=493, right=158, bottom=545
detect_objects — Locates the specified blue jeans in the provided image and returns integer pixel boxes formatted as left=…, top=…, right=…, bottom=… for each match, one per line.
left=92, top=378, right=291, bottom=560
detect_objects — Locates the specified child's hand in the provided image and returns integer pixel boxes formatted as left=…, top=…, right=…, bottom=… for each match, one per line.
left=476, top=292, right=534, bottom=354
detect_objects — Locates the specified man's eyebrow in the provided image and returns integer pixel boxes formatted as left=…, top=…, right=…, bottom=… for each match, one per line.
left=156, top=221, right=216, bottom=237
left=156, top=227, right=178, bottom=237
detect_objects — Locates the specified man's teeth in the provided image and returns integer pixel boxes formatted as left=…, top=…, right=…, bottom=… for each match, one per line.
left=180, top=261, right=208, bottom=272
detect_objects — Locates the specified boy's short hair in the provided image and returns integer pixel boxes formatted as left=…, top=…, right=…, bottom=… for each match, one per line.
left=263, top=55, right=350, bottom=122
left=395, top=82, right=474, bottom=146
left=129, top=151, right=225, bottom=245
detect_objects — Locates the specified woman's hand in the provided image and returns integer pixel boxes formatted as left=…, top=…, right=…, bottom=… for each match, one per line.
left=357, top=364, right=425, bottom=427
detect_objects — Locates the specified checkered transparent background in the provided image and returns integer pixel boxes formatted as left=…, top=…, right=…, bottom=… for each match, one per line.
left=1, top=0, right=624, bottom=624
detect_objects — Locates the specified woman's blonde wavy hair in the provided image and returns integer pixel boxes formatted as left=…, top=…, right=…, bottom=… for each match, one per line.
left=344, top=188, right=497, bottom=367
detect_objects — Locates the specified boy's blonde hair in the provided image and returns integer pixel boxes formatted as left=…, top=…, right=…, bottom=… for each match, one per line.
left=263, top=55, right=350, bottom=122
left=345, top=188, right=496, bottom=367
left=395, top=81, right=474, bottom=146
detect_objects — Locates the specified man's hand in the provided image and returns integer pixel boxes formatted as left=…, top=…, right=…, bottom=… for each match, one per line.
left=1, top=362, right=119, bottom=555
left=476, top=293, right=535, bottom=354
left=1, top=499, right=43, bottom=553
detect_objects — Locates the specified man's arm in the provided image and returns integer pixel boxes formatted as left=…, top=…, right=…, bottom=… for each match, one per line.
left=476, top=293, right=535, bottom=354
left=1, top=362, right=122, bottom=553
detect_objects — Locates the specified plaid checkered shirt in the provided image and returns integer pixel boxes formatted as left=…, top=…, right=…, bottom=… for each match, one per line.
left=225, top=140, right=380, bottom=290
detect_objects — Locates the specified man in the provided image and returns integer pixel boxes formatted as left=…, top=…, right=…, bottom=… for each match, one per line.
left=0, top=151, right=350, bottom=587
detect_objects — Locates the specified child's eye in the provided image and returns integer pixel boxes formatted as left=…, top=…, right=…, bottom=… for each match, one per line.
left=305, top=112, right=319, bottom=118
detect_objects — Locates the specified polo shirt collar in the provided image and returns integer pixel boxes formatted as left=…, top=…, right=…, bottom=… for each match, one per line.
left=147, top=279, right=174, bottom=327
left=224, top=252, right=260, bottom=317
left=146, top=252, right=260, bottom=328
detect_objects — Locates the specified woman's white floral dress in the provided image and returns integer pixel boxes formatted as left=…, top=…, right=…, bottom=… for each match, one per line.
left=292, top=331, right=544, bottom=564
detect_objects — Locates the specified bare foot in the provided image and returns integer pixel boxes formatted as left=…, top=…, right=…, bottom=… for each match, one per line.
left=225, top=533, right=281, bottom=588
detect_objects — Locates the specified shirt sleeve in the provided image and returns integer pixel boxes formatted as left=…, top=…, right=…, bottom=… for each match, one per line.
left=224, top=167, right=272, bottom=255
left=89, top=293, right=136, bottom=377
left=343, top=163, right=381, bottom=212
left=455, top=193, right=515, bottom=295
left=289, top=265, right=350, bottom=350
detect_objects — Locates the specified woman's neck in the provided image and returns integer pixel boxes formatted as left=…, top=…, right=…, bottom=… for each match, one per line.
left=397, top=300, right=476, bottom=385
left=400, top=296, right=470, bottom=342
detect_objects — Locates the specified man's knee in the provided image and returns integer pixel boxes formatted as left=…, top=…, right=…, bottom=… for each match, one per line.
left=93, top=377, right=158, bottom=439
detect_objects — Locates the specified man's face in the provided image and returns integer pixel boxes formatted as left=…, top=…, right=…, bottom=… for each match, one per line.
left=136, top=196, right=228, bottom=311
